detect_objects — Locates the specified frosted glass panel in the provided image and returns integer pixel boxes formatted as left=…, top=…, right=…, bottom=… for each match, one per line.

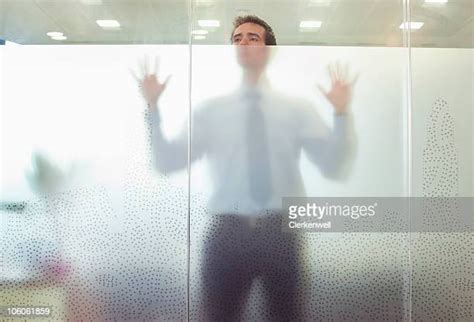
left=410, top=48, right=473, bottom=320
left=1, top=46, right=190, bottom=320
left=189, top=45, right=410, bottom=320
left=1, top=0, right=472, bottom=320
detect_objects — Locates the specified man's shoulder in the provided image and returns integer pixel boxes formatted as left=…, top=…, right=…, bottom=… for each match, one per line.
left=203, top=94, right=236, bottom=107
left=193, top=92, right=240, bottom=115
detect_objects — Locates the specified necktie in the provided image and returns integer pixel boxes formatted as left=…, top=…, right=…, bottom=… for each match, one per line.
left=245, top=89, right=272, bottom=206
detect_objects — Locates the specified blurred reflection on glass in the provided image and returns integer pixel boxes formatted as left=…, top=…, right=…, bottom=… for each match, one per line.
left=140, top=15, right=357, bottom=321
left=1, top=45, right=191, bottom=321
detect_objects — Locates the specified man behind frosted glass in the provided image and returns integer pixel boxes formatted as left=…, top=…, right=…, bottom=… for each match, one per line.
left=136, top=15, right=357, bottom=321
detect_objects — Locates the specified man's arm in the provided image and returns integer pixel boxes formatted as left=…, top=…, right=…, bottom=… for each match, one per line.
left=144, top=104, right=187, bottom=173
left=299, top=104, right=357, bottom=181
left=132, top=55, right=205, bottom=174
left=144, top=103, right=206, bottom=174
left=301, top=61, right=358, bottom=180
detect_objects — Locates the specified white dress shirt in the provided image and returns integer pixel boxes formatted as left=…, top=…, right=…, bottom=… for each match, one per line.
left=146, top=77, right=357, bottom=216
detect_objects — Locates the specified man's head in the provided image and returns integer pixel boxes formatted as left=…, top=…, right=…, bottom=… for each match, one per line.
left=230, top=15, right=276, bottom=71
left=230, top=15, right=277, bottom=46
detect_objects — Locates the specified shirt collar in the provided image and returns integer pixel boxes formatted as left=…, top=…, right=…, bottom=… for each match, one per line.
left=238, top=74, right=271, bottom=97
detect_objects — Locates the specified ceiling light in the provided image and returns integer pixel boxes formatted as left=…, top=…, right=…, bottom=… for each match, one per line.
left=51, top=35, right=67, bottom=41
left=425, top=0, right=448, bottom=3
left=96, top=20, right=121, bottom=28
left=300, top=21, right=323, bottom=28
left=193, top=35, right=206, bottom=40
left=195, top=0, right=214, bottom=5
left=192, top=29, right=209, bottom=35
left=80, top=0, right=103, bottom=4
left=46, top=32, right=63, bottom=37
left=198, top=20, right=220, bottom=27
left=309, top=0, right=331, bottom=6
left=399, top=22, right=424, bottom=30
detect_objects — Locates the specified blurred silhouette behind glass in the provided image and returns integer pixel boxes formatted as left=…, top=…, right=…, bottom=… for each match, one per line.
left=135, top=15, right=357, bottom=321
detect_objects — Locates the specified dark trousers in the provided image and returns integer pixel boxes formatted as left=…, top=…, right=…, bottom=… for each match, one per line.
left=200, top=212, right=301, bottom=321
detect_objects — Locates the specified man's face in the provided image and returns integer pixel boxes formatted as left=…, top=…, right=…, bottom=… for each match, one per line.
left=232, top=22, right=270, bottom=70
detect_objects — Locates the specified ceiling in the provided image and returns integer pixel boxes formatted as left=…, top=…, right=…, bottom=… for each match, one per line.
left=0, top=0, right=472, bottom=47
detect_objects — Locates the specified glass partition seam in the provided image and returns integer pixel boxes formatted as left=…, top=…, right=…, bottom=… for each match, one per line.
left=404, top=0, right=414, bottom=321
left=187, top=1, right=193, bottom=321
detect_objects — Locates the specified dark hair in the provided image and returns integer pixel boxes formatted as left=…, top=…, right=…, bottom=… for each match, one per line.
left=230, top=15, right=277, bottom=46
